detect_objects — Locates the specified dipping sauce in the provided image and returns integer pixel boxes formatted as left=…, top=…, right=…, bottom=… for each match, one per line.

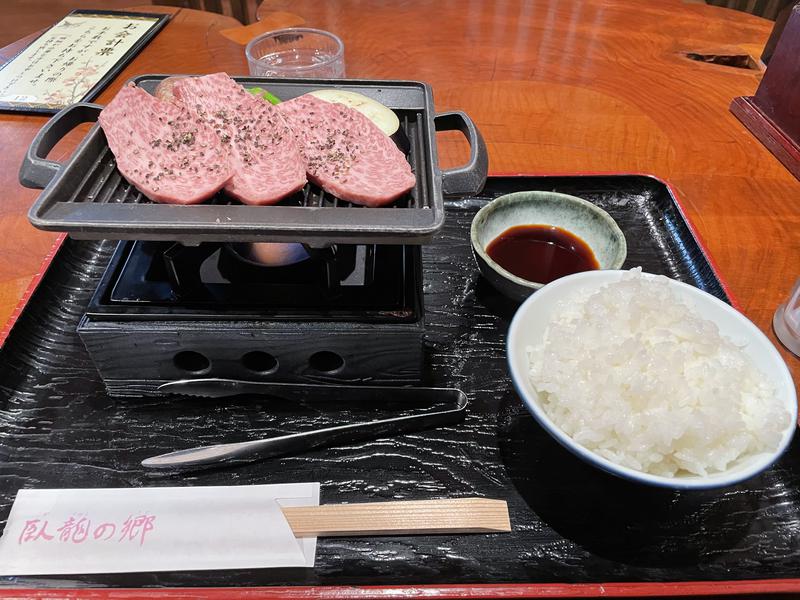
left=486, top=224, right=599, bottom=284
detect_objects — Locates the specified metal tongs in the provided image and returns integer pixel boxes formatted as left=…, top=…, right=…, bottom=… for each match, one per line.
left=142, top=378, right=467, bottom=470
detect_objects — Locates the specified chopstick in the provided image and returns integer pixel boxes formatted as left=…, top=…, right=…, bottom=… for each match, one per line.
left=281, top=498, right=511, bottom=537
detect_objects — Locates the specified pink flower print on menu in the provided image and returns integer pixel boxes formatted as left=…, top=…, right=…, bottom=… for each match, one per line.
left=118, top=514, right=156, bottom=546
left=59, top=61, right=100, bottom=104
left=17, top=519, right=54, bottom=544
left=69, top=65, right=99, bottom=79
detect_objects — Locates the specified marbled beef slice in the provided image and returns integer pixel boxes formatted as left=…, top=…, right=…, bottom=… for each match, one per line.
left=98, top=84, right=232, bottom=205
left=174, top=73, right=307, bottom=205
left=277, top=95, right=416, bottom=207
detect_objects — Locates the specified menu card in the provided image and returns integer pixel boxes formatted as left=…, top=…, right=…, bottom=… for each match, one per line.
left=0, top=10, right=169, bottom=113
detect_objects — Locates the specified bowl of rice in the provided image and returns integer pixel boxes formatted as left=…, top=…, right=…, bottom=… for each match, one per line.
left=506, top=268, right=797, bottom=489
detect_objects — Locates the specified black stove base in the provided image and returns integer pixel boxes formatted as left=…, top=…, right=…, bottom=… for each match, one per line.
left=78, top=317, right=425, bottom=397
left=78, top=241, right=425, bottom=397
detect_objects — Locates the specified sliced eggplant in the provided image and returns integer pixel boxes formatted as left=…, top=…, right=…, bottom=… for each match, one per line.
left=308, top=89, right=400, bottom=136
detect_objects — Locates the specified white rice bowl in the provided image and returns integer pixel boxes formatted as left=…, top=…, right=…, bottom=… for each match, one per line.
left=506, top=269, right=797, bottom=488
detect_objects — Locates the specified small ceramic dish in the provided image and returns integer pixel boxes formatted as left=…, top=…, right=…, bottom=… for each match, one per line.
left=470, top=191, right=627, bottom=301
left=506, top=269, right=798, bottom=489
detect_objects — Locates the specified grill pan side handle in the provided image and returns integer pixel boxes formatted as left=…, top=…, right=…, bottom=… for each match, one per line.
left=434, top=111, right=489, bottom=197
left=19, top=102, right=103, bottom=189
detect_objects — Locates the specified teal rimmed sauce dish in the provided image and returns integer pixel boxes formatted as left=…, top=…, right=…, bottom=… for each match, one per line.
left=470, top=191, right=627, bottom=301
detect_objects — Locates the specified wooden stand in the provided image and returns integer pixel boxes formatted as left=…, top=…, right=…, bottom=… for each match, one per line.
left=730, top=4, right=800, bottom=180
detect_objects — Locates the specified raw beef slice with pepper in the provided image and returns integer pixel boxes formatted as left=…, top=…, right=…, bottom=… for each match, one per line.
left=277, top=94, right=416, bottom=207
left=173, top=73, right=307, bottom=205
left=98, top=84, right=232, bottom=204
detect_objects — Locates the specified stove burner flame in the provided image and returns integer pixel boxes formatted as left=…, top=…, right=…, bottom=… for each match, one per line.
left=233, top=242, right=310, bottom=267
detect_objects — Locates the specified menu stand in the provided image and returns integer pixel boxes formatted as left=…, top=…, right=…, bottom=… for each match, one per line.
left=730, top=4, right=800, bottom=181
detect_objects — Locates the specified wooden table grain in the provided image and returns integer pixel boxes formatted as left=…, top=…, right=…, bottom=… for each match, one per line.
left=2, top=0, right=796, bottom=380
left=0, top=4, right=246, bottom=338
left=0, top=1, right=797, bottom=597
left=0, top=10, right=792, bottom=399
left=254, top=0, right=799, bottom=381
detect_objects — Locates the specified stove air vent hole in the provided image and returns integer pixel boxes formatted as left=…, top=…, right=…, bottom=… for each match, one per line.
left=173, top=351, right=211, bottom=374
left=242, top=351, right=278, bottom=374
left=309, top=351, right=345, bottom=373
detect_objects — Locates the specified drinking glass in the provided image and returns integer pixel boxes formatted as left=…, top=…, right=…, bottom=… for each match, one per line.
left=245, top=28, right=345, bottom=78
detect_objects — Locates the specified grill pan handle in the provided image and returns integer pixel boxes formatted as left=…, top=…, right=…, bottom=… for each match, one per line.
left=19, top=102, right=102, bottom=189
left=435, top=111, right=488, bottom=197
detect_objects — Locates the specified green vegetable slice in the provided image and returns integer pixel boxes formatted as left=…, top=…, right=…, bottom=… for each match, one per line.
left=246, top=87, right=282, bottom=105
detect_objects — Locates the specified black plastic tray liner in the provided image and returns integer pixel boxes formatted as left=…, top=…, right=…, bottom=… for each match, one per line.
left=2, top=175, right=799, bottom=589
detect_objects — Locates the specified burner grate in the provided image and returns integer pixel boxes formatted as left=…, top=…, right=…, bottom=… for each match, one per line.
left=85, top=240, right=423, bottom=322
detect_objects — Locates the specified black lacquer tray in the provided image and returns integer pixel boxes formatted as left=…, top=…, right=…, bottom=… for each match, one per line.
left=2, top=175, right=799, bottom=594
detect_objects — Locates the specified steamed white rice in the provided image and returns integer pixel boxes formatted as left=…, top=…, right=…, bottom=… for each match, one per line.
left=527, top=269, right=789, bottom=478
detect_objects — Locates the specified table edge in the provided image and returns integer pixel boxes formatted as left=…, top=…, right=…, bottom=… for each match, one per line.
left=1, top=578, right=800, bottom=598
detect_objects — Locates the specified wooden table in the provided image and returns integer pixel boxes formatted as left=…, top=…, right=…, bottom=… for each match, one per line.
left=0, top=1, right=798, bottom=597
left=252, top=0, right=795, bottom=382
left=2, top=0, right=797, bottom=381
left=0, top=5, right=247, bottom=339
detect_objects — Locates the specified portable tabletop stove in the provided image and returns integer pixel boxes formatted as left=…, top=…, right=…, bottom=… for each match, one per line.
left=20, top=76, right=487, bottom=397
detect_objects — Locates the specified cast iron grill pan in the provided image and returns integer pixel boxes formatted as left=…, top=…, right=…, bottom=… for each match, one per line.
left=20, top=76, right=488, bottom=246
